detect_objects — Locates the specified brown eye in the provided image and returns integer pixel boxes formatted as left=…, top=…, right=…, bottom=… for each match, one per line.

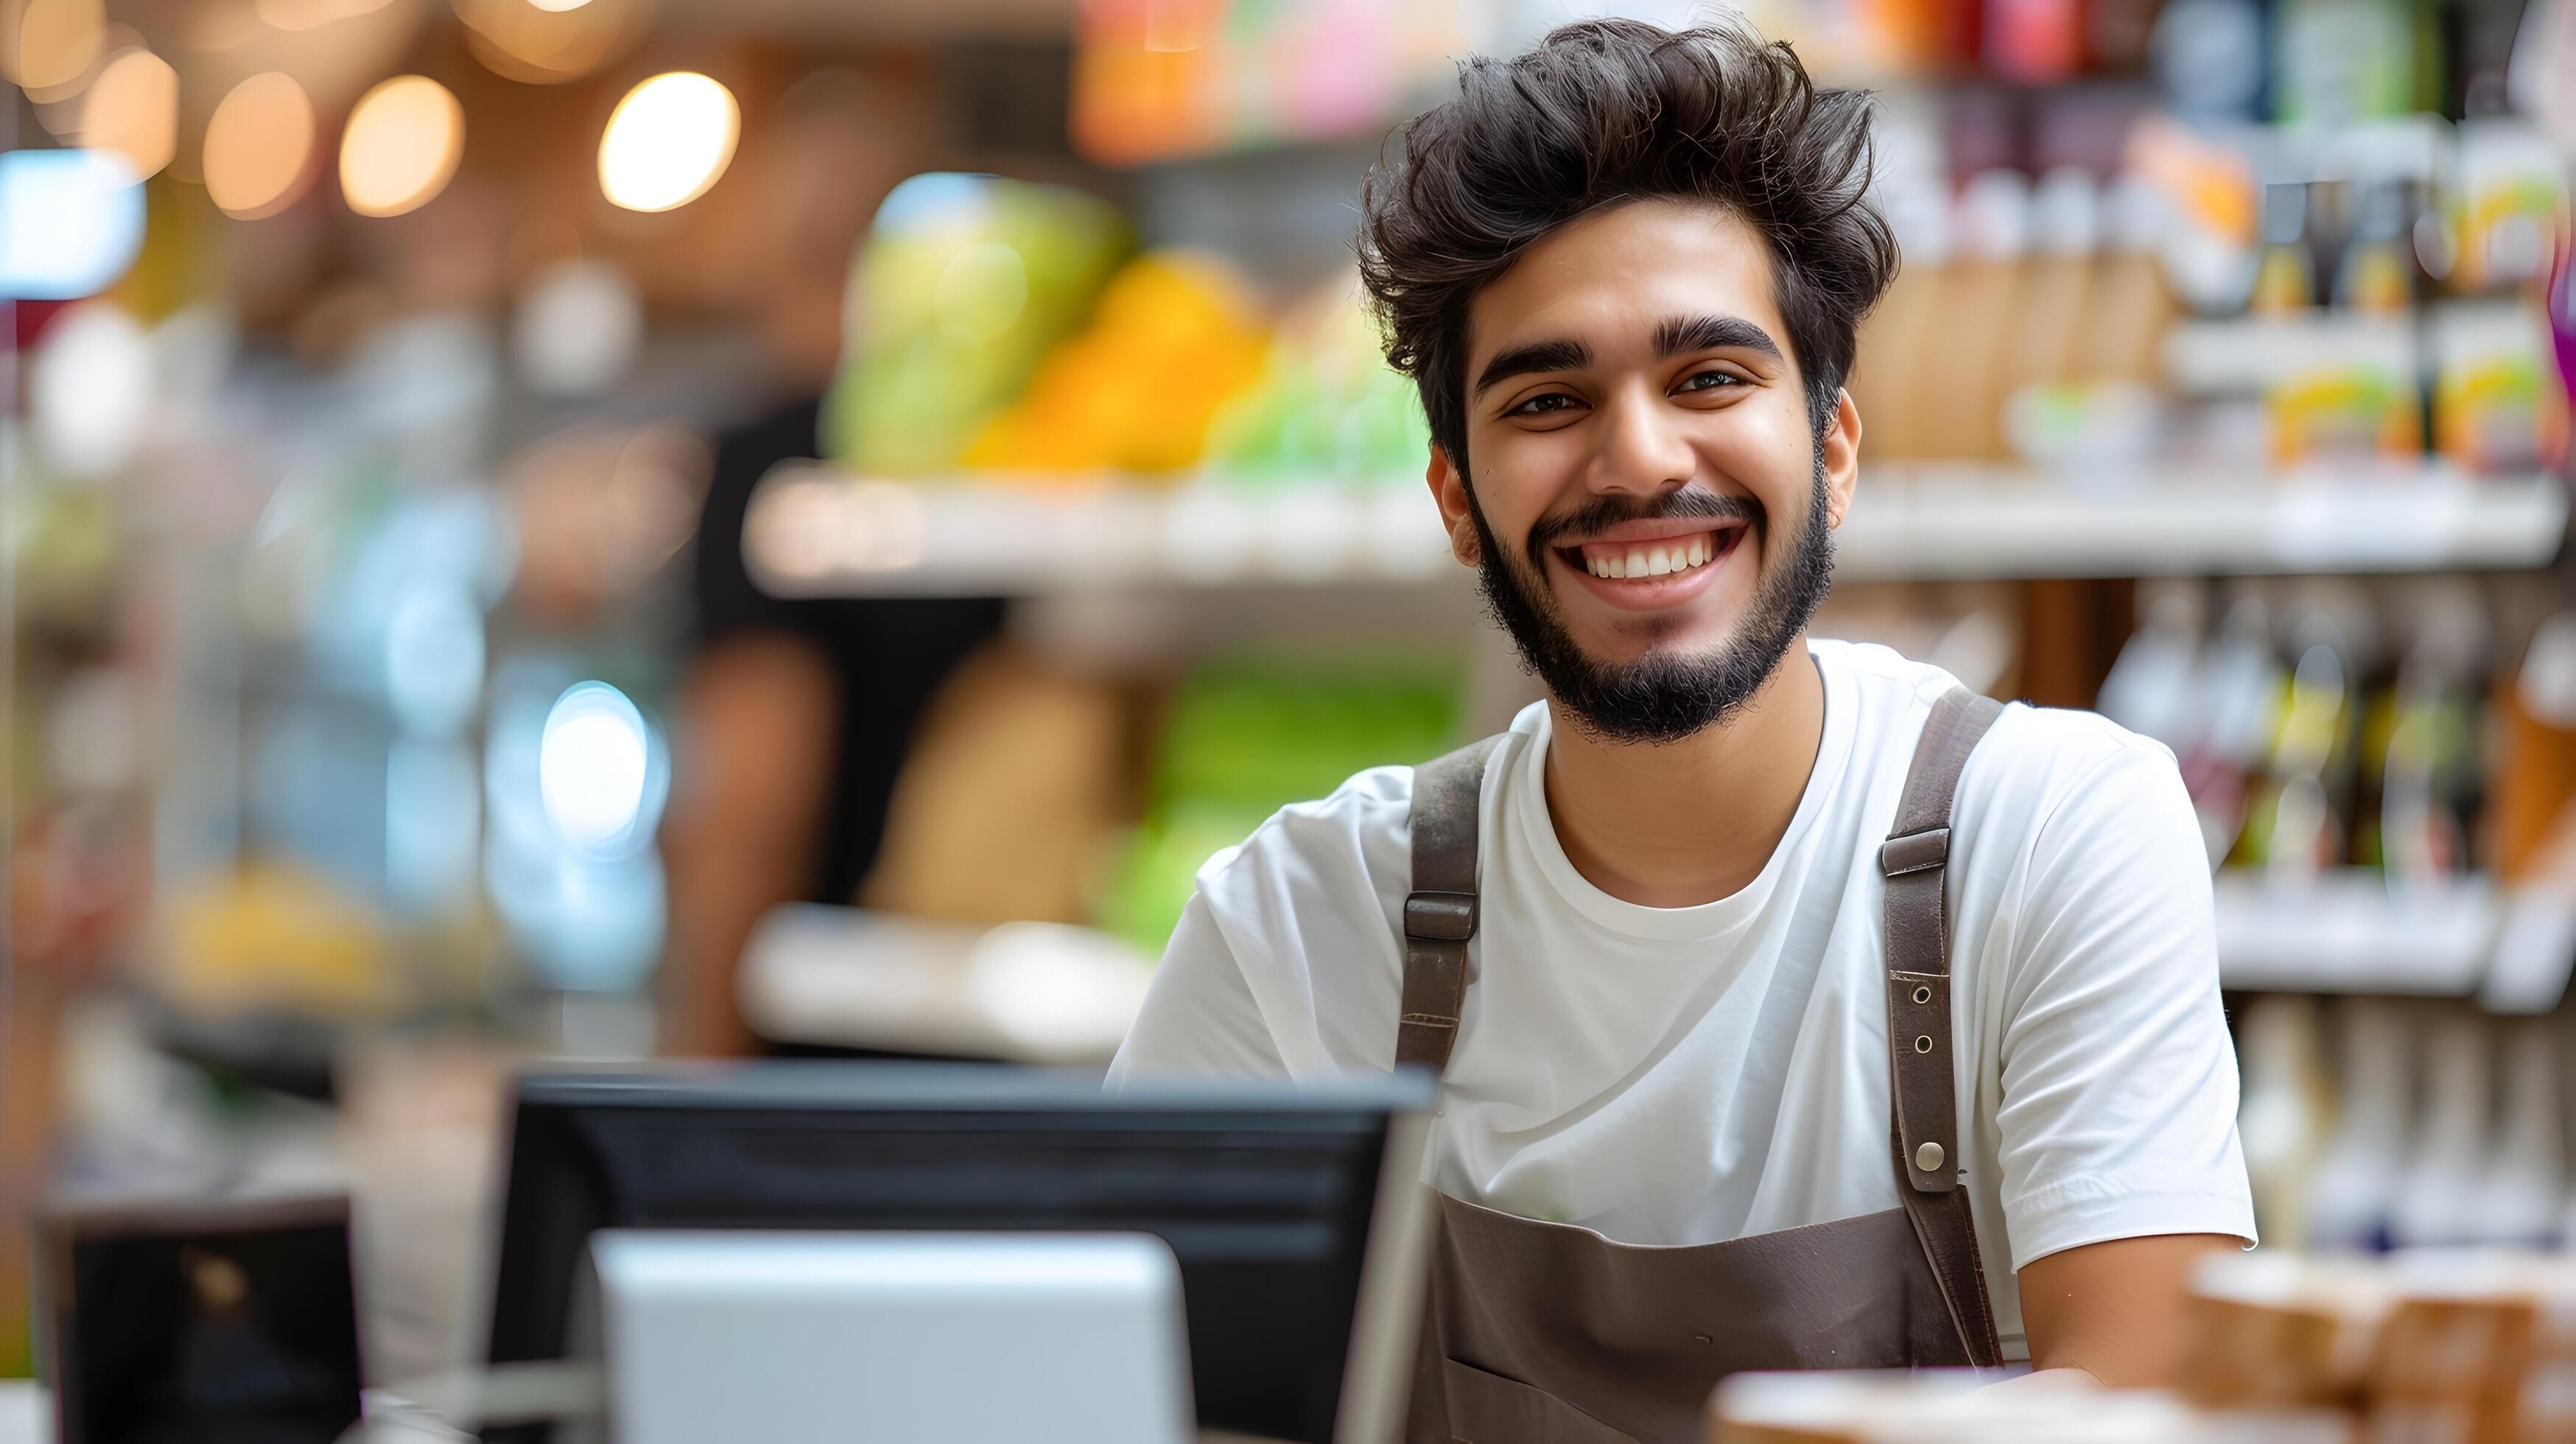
left=1677, top=370, right=1741, bottom=393
left=1509, top=393, right=1580, bottom=416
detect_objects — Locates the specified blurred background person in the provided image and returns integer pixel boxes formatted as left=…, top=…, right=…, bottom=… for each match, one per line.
left=659, top=72, right=1006, bottom=1057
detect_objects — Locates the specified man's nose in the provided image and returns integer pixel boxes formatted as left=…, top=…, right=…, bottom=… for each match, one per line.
left=1587, top=387, right=1693, bottom=497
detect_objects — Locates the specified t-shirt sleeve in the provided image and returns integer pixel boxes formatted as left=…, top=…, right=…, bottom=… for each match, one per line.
left=1107, top=888, right=1293, bottom=1082
left=1990, top=739, right=2258, bottom=1268
left=1107, top=764, right=1416, bottom=1086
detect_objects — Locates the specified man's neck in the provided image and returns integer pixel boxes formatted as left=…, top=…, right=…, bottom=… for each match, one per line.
left=1540, top=640, right=1828, bottom=908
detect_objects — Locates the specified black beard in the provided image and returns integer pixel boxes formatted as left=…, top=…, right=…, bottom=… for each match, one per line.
left=1463, top=457, right=1836, bottom=744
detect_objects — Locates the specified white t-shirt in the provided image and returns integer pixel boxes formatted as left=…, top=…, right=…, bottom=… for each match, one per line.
left=1109, top=639, right=2256, bottom=1359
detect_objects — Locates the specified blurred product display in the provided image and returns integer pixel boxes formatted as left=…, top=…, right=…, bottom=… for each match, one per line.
left=1710, top=1370, right=2346, bottom=1441
left=3, top=0, right=2576, bottom=1432
left=826, top=172, right=1134, bottom=475
left=1713, top=1249, right=2576, bottom=1439
left=2180, top=1249, right=2576, bottom=1440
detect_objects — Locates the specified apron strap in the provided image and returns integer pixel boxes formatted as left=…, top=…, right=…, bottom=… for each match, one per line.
left=1397, top=737, right=1502, bottom=1073
left=1882, top=685, right=2007, bottom=1368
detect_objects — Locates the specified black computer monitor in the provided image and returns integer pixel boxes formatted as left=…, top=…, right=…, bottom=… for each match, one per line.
left=482, top=1062, right=1434, bottom=1444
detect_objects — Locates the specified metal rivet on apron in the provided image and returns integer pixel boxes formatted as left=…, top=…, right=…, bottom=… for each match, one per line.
left=1694, top=1333, right=1713, bottom=1346
left=1914, top=1034, right=1933, bottom=1053
left=1915, top=1140, right=1945, bottom=1172
left=1913, top=985, right=1931, bottom=1004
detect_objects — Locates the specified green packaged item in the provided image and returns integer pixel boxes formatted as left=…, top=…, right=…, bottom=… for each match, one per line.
left=1098, top=652, right=1462, bottom=955
left=824, top=173, right=1133, bottom=475
left=1207, top=270, right=1432, bottom=488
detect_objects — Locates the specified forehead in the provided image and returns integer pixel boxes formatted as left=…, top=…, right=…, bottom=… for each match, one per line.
left=1465, top=197, right=1789, bottom=369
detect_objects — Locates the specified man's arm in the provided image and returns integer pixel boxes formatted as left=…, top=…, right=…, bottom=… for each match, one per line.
left=1980, top=725, right=2256, bottom=1374
left=2018, top=1233, right=2234, bottom=1385
left=659, top=634, right=837, bottom=1056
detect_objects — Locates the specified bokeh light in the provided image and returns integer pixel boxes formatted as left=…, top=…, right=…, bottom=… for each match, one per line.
left=385, top=738, right=480, bottom=913
left=513, top=259, right=642, bottom=396
left=73, top=46, right=178, bottom=180
left=29, top=301, right=152, bottom=478
left=205, top=71, right=317, bottom=220
left=382, top=584, right=486, bottom=737
left=4, top=0, right=105, bottom=94
left=340, top=74, right=465, bottom=219
left=256, top=0, right=398, bottom=31
left=0, top=147, right=142, bottom=298
left=597, top=71, right=738, bottom=213
left=453, top=0, right=641, bottom=85
left=538, top=681, right=656, bottom=852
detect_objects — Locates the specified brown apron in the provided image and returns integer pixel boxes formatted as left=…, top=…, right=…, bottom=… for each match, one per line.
left=1397, top=688, right=2009, bottom=1444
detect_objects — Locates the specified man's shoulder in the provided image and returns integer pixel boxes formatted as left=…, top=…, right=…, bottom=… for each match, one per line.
left=1982, top=698, right=2174, bottom=778
left=1819, top=637, right=2175, bottom=784
left=1956, top=698, right=2195, bottom=883
left=1975, top=700, right=2180, bottom=812
left=1192, top=762, right=1418, bottom=941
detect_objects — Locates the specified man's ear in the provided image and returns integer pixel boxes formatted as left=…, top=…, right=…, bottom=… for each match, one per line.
left=1426, top=446, right=1479, bottom=567
left=1820, top=388, right=1861, bottom=530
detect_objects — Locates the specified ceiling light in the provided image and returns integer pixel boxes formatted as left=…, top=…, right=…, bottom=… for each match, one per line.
left=72, top=46, right=178, bottom=180
left=5, top=0, right=105, bottom=94
left=205, top=71, right=317, bottom=220
left=340, top=74, right=464, bottom=219
left=597, top=71, right=737, bottom=214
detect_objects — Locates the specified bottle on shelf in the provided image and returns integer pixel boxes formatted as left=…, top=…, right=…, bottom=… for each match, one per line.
left=2388, top=1004, right=2493, bottom=1247
left=2477, top=1017, right=2563, bottom=1247
left=2306, top=997, right=2415, bottom=1252
left=2238, top=993, right=2331, bottom=1250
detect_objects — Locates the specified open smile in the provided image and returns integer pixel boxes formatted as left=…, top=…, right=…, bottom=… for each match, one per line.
left=1550, top=519, right=1748, bottom=611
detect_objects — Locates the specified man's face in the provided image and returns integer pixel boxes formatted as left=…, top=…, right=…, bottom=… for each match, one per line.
left=1431, top=197, right=1860, bottom=742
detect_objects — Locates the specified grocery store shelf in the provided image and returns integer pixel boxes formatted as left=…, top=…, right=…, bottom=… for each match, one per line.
left=737, top=904, right=1154, bottom=1064
left=2216, top=870, right=2499, bottom=995
left=2217, top=868, right=2576, bottom=1012
left=1835, top=468, right=2566, bottom=581
left=2205, top=866, right=2576, bottom=1016
left=2161, top=301, right=2537, bottom=396
left=2163, top=314, right=2416, bottom=396
left=744, top=463, right=2566, bottom=595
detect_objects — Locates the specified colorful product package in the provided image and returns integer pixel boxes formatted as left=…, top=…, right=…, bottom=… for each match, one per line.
left=961, top=250, right=1270, bottom=480
left=1098, top=652, right=1461, bottom=956
left=825, top=172, right=1132, bottom=475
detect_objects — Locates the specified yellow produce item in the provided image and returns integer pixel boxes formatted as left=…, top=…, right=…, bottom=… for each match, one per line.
left=964, top=250, right=1269, bottom=479
left=157, top=859, right=397, bottom=1020
left=858, top=645, right=1130, bottom=925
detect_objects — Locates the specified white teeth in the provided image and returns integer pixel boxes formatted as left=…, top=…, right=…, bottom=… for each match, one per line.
left=1582, top=532, right=1735, bottom=581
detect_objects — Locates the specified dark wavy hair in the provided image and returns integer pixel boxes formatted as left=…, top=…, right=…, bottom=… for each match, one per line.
left=1357, top=18, right=1898, bottom=468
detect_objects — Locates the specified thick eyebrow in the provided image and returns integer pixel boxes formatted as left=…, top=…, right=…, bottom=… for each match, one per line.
left=1471, top=338, right=1593, bottom=400
left=1654, top=313, right=1783, bottom=361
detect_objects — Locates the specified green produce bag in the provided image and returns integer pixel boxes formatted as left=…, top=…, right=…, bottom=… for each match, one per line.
left=1099, top=651, right=1462, bottom=956
left=824, top=173, right=1133, bottom=475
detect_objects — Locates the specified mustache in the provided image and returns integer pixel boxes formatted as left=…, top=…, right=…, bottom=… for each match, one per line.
left=1524, top=490, right=1765, bottom=569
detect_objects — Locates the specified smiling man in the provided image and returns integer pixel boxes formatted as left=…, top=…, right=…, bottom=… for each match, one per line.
left=1109, top=18, right=2253, bottom=1442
